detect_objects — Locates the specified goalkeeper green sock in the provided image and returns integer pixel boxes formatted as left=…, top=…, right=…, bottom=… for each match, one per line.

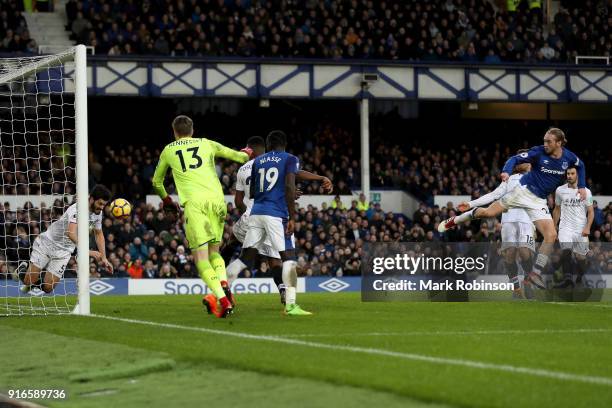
left=196, top=259, right=225, bottom=299
left=209, top=252, right=228, bottom=284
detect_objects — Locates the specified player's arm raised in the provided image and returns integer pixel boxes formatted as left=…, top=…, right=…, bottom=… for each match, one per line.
left=211, top=140, right=251, bottom=163
left=297, top=170, right=333, bottom=194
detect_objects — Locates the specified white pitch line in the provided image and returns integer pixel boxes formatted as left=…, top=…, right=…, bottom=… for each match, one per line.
left=89, top=314, right=612, bottom=387
left=549, top=302, right=612, bottom=309
left=278, top=328, right=612, bottom=338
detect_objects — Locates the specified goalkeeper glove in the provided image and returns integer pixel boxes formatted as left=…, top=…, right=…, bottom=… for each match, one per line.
left=240, top=146, right=254, bottom=159
left=162, top=196, right=180, bottom=220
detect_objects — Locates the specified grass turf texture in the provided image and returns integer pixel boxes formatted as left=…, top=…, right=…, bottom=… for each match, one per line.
left=1, top=293, right=612, bottom=407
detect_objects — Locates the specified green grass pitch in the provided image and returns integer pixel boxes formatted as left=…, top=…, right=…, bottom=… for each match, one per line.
left=1, top=293, right=612, bottom=407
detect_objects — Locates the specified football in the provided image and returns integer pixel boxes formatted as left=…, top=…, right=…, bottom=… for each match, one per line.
left=109, top=198, right=132, bottom=218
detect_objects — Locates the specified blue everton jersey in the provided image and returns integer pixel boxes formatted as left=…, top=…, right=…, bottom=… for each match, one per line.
left=502, top=146, right=585, bottom=199
left=250, top=151, right=299, bottom=218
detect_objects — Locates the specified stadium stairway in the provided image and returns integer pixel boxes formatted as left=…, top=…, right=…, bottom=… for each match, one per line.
left=23, top=3, right=74, bottom=55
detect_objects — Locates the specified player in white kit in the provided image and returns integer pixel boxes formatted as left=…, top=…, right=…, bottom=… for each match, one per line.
left=553, top=167, right=593, bottom=287
left=455, top=158, right=534, bottom=298
left=17, top=185, right=114, bottom=293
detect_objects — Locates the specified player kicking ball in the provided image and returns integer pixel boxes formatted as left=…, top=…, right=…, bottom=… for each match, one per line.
left=152, top=115, right=252, bottom=318
left=438, top=128, right=587, bottom=289
left=222, top=135, right=333, bottom=306
left=552, top=167, right=594, bottom=288
left=454, top=155, right=535, bottom=299
left=17, top=185, right=114, bottom=294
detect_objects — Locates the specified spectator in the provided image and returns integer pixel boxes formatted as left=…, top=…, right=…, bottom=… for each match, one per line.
left=128, top=258, right=144, bottom=279
left=129, top=237, right=148, bottom=262
left=330, top=195, right=346, bottom=210
left=143, top=260, right=158, bottom=278
left=356, top=193, right=369, bottom=212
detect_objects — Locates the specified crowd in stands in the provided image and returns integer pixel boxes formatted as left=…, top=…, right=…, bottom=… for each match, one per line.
left=1, top=117, right=609, bottom=209
left=1, top=191, right=611, bottom=281
left=64, top=0, right=611, bottom=63
left=0, top=0, right=36, bottom=53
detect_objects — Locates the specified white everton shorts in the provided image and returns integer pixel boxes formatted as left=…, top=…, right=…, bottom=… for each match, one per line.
left=558, top=228, right=589, bottom=256
left=501, top=222, right=535, bottom=252
left=243, top=214, right=295, bottom=255
left=500, top=185, right=551, bottom=222
left=234, top=213, right=286, bottom=259
left=30, top=236, right=72, bottom=278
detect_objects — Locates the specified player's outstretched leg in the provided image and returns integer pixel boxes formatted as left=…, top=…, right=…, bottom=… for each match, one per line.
left=438, top=202, right=504, bottom=233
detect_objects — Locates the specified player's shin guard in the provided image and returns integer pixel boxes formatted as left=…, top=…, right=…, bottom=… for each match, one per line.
left=282, top=260, right=298, bottom=305
left=196, top=259, right=226, bottom=299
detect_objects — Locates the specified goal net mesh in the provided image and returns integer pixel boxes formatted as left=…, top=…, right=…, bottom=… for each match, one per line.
left=0, top=49, right=79, bottom=315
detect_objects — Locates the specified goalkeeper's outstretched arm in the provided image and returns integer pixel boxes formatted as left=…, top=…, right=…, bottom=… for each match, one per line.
left=211, top=140, right=250, bottom=163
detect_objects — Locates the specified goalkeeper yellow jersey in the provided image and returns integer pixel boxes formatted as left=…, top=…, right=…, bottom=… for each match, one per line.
left=152, top=137, right=249, bottom=206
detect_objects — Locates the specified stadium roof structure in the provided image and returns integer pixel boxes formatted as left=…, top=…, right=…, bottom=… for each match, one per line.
left=69, top=56, right=612, bottom=103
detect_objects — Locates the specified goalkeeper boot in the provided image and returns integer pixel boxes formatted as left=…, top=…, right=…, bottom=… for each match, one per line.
left=221, top=281, right=235, bottom=306
left=216, top=296, right=233, bottom=318
left=284, top=304, right=312, bottom=316
left=202, top=294, right=218, bottom=315
left=437, top=216, right=457, bottom=233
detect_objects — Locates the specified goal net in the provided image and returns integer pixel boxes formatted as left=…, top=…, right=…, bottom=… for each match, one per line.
left=0, top=46, right=89, bottom=316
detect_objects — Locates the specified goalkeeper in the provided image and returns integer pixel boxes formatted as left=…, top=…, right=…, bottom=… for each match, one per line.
left=152, top=115, right=251, bottom=318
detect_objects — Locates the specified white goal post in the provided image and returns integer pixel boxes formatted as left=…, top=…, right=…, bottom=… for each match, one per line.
left=0, top=45, right=89, bottom=316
